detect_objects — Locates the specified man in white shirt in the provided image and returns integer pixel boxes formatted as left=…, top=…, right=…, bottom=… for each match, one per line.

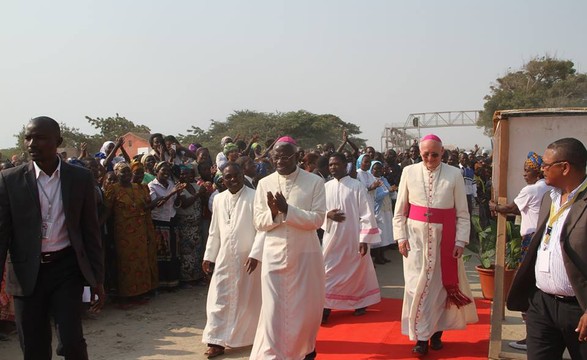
left=507, top=137, right=587, bottom=359
left=0, top=117, right=104, bottom=359
left=490, top=151, right=552, bottom=350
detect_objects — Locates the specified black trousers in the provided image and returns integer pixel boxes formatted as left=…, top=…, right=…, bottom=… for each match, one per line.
left=526, top=288, right=587, bottom=360
left=14, top=251, right=88, bottom=360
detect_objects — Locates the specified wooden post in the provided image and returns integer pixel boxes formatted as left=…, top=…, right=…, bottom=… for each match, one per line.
left=488, top=117, right=509, bottom=359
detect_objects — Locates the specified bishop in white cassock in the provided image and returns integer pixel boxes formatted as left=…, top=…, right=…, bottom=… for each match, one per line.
left=393, top=135, right=477, bottom=356
left=250, top=138, right=325, bottom=360
left=322, top=153, right=381, bottom=322
left=202, top=163, right=262, bottom=358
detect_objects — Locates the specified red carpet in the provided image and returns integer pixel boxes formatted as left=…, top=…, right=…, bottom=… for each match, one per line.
left=316, top=298, right=490, bottom=360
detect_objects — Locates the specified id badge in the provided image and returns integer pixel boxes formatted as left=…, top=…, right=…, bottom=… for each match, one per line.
left=41, top=221, right=53, bottom=239
left=538, top=250, right=550, bottom=273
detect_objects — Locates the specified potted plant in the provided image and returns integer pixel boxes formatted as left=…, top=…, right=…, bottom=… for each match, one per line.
left=466, top=216, right=522, bottom=300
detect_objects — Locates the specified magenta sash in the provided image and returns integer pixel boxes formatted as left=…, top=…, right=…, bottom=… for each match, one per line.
left=409, top=204, right=472, bottom=308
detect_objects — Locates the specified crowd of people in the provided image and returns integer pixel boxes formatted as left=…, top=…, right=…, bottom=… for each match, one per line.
left=1, top=116, right=585, bottom=360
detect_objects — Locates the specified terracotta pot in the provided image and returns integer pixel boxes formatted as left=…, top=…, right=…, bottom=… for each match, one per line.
left=475, top=265, right=516, bottom=300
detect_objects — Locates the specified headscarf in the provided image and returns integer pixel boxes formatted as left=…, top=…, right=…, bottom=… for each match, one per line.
left=525, top=151, right=543, bottom=171
left=113, top=161, right=130, bottom=173
left=141, top=153, right=155, bottom=165
left=188, top=143, right=197, bottom=152
left=369, top=160, right=382, bottom=172
left=356, top=154, right=366, bottom=170
left=130, top=160, right=144, bottom=172
left=221, top=136, right=233, bottom=146
left=154, top=161, right=168, bottom=173
left=223, top=143, right=239, bottom=155
left=99, top=141, right=116, bottom=155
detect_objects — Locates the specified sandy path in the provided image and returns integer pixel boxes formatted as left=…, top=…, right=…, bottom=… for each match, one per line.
left=2, top=249, right=497, bottom=359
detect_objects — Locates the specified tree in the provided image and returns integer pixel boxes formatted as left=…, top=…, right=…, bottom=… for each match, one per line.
left=176, top=125, right=210, bottom=146
left=85, top=113, right=151, bottom=141
left=195, top=110, right=365, bottom=154
left=14, top=122, right=101, bottom=154
left=478, top=56, right=587, bottom=134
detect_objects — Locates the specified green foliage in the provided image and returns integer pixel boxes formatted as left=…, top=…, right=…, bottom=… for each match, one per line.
left=467, top=216, right=522, bottom=269
left=478, top=56, right=587, bottom=135
left=505, top=220, right=522, bottom=270
left=197, top=110, right=365, bottom=154
left=85, top=113, right=151, bottom=141
left=469, top=216, right=497, bottom=268
left=14, top=122, right=103, bottom=153
left=176, top=126, right=209, bottom=146
left=10, top=110, right=365, bottom=157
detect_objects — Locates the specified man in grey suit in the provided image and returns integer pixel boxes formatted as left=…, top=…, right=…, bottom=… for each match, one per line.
left=507, top=137, right=587, bottom=359
left=0, top=116, right=105, bottom=359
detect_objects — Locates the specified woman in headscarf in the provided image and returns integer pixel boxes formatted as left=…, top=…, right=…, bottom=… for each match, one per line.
left=174, top=165, right=207, bottom=286
left=197, top=161, right=215, bottom=248
left=148, top=161, right=186, bottom=290
left=355, top=153, right=382, bottom=201
left=131, top=160, right=159, bottom=293
left=103, top=162, right=159, bottom=306
left=369, top=160, right=394, bottom=264
left=489, top=151, right=551, bottom=350
left=96, top=138, right=130, bottom=172
left=82, top=157, right=117, bottom=296
left=140, top=153, right=157, bottom=184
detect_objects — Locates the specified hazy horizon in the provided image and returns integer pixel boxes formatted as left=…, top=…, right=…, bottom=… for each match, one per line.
left=2, top=0, right=585, bottom=152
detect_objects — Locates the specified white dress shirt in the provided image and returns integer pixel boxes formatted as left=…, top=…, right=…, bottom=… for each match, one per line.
left=535, top=177, right=587, bottom=296
left=34, top=158, right=71, bottom=252
left=148, top=178, right=177, bottom=222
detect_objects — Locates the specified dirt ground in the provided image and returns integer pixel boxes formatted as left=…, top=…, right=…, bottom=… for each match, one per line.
left=1, top=248, right=524, bottom=360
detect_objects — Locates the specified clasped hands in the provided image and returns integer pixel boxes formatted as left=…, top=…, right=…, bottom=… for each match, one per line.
left=267, top=191, right=288, bottom=218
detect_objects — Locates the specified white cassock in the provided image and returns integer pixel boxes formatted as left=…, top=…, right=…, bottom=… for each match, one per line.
left=393, top=163, right=478, bottom=341
left=250, top=167, right=326, bottom=360
left=202, top=186, right=262, bottom=348
left=322, top=176, right=382, bottom=310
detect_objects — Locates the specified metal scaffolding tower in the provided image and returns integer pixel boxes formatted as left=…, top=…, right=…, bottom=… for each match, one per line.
left=381, top=110, right=481, bottom=151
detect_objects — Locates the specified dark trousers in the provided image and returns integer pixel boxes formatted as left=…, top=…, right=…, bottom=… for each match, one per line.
left=526, top=289, right=587, bottom=360
left=14, top=251, right=88, bottom=360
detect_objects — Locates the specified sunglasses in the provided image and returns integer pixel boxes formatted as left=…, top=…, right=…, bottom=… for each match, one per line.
left=540, top=160, right=568, bottom=170
left=271, top=153, right=296, bottom=162
left=421, top=152, right=440, bottom=159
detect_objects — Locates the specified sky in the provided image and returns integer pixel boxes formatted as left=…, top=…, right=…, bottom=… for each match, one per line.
left=1, top=0, right=586, bottom=152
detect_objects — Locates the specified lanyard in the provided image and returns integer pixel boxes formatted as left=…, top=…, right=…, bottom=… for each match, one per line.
left=542, top=180, right=587, bottom=250
left=38, top=177, right=60, bottom=221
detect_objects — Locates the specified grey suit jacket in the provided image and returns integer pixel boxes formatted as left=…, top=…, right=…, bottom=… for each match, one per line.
left=507, top=184, right=587, bottom=312
left=0, top=161, right=104, bottom=296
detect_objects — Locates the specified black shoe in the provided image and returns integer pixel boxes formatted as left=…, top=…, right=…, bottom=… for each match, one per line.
left=322, top=308, right=331, bottom=324
left=412, top=340, right=429, bottom=356
left=430, top=331, right=443, bottom=350
left=304, top=349, right=317, bottom=359
left=353, top=307, right=367, bottom=316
